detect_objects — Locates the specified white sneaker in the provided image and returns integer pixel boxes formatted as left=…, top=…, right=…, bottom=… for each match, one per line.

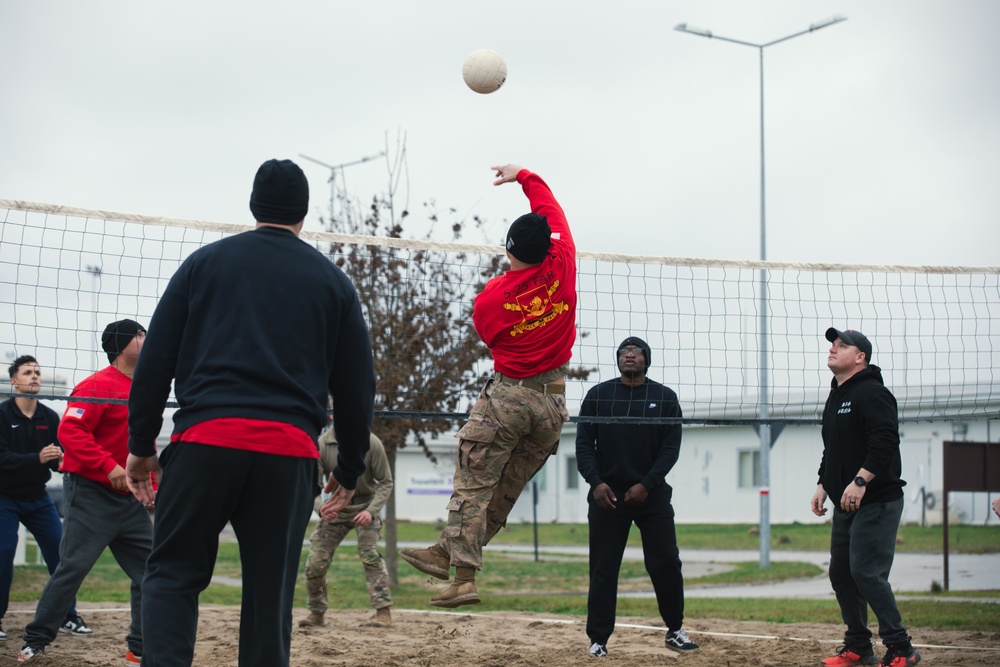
left=587, top=642, right=608, bottom=657
left=60, top=615, right=94, bottom=636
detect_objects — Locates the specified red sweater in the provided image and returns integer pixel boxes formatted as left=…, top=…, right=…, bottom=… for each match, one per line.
left=473, top=170, right=577, bottom=378
left=59, top=366, right=132, bottom=493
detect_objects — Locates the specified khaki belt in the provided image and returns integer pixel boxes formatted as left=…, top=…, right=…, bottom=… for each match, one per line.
left=494, top=373, right=566, bottom=395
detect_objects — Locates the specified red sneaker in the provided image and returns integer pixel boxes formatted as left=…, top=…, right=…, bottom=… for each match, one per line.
left=880, top=645, right=921, bottom=667
left=125, top=650, right=142, bottom=664
left=821, top=646, right=878, bottom=666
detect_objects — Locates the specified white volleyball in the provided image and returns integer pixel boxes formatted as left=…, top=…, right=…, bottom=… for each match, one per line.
left=462, top=49, right=507, bottom=94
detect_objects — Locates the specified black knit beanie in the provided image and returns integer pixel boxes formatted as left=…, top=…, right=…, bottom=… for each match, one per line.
left=617, top=336, right=652, bottom=371
left=249, top=159, right=309, bottom=225
left=505, top=213, right=551, bottom=264
left=102, top=319, right=146, bottom=363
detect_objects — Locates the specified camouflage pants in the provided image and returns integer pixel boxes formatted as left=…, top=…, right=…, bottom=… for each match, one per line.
left=303, top=513, right=392, bottom=613
left=438, top=372, right=569, bottom=570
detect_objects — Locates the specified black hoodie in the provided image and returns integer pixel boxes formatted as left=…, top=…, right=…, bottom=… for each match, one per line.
left=818, top=364, right=905, bottom=506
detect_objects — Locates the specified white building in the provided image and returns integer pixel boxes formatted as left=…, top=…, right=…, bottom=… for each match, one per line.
left=394, top=399, right=1000, bottom=527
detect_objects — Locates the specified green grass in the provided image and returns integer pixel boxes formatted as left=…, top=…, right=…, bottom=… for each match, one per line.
left=397, top=520, right=1000, bottom=554
left=11, top=522, right=999, bottom=633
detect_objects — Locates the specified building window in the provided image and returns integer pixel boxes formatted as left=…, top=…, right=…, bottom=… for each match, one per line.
left=566, top=456, right=579, bottom=490
left=738, top=449, right=760, bottom=488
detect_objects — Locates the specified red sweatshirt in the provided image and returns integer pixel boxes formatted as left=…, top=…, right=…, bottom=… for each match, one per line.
left=473, top=170, right=577, bottom=378
left=59, top=365, right=132, bottom=493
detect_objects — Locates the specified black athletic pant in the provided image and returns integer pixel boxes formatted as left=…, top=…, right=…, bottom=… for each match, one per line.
left=586, top=484, right=685, bottom=645
left=139, top=441, right=316, bottom=667
left=829, top=497, right=908, bottom=649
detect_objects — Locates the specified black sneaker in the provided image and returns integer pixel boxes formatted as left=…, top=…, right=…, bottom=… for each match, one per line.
left=880, top=643, right=921, bottom=667
left=587, top=642, right=608, bottom=657
left=665, top=628, right=700, bottom=652
left=0, top=618, right=7, bottom=642
left=60, top=614, right=94, bottom=636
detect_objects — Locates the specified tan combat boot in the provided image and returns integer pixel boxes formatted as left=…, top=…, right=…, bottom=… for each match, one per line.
left=428, top=566, right=480, bottom=608
left=400, top=543, right=451, bottom=580
left=298, top=612, right=325, bottom=627
left=373, top=607, right=392, bottom=625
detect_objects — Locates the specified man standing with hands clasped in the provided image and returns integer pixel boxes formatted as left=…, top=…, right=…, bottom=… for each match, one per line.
left=576, top=337, right=698, bottom=658
left=0, top=356, right=90, bottom=644
left=812, top=327, right=920, bottom=667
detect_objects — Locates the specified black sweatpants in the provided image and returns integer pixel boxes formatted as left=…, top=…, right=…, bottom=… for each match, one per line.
left=139, top=441, right=317, bottom=667
left=586, top=484, right=685, bottom=645
left=829, top=497, right=908, bottom=649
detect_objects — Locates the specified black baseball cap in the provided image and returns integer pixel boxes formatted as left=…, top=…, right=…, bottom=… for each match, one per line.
left=826, top=327, right=873, bottom=364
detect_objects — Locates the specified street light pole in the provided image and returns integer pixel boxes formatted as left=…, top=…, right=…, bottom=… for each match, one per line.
left=675, top=16, right=846, bottom=568
left=299, top=151, right=386, bottom=226
left=85, top=265, right=102, bottom=366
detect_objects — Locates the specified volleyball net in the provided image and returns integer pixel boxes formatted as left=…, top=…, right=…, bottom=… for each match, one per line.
left=2, top=199, right=998, bottom=425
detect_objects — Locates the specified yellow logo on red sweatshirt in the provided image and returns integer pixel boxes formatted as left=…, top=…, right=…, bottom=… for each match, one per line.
left=502, top=279, right=569, bottom=336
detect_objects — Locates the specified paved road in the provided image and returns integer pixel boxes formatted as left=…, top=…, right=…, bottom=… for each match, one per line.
left=465, top=542, right=1000, bottom=601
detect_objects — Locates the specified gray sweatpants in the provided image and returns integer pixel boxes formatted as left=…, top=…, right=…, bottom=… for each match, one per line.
left=22, top=473, right=152, bottom=654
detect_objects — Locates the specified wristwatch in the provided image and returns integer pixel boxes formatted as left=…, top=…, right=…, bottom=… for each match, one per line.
left=854, top=476, right=867, bottom=487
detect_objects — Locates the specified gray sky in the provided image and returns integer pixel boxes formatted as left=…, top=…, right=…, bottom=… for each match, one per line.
left=2, top=0, right=998, bottom=267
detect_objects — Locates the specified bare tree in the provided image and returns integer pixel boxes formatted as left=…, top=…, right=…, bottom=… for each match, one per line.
left=323, top=136, right=497, bottom=584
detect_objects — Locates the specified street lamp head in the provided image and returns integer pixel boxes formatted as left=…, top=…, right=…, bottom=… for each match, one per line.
left=809, top=15, right=847, bottom=31
left=674, top=23, right=712, bottom=38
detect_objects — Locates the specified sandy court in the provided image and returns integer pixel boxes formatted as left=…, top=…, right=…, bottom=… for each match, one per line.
left=1, top=602, right=998, bottom=666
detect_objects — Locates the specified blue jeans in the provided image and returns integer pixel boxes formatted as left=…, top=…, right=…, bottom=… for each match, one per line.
left=829, top=496, right=909, bottom=648
left=23, top=474, right=151, bottom=653
left=0, top=495, right=78, bottom=620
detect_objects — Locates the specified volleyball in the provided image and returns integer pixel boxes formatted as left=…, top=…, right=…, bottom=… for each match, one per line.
left=462, top=49, right=507, bottom=94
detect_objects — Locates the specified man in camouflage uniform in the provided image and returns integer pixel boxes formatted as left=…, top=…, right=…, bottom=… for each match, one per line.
left=299, top=429, right=393, bottom=627
left=400, top=164, right=576, bottom=608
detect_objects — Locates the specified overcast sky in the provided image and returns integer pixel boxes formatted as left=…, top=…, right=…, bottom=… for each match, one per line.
left=2, top=0, right=998, bottom=268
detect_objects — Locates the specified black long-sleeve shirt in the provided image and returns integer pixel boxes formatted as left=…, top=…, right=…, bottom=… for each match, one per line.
left=576, top=378, right=682, bottom=496
left=0, top=399, right=61, bottom=500
left=818, top=364, right=905, bottom=505
left=128, top=225, right=375, bottom=489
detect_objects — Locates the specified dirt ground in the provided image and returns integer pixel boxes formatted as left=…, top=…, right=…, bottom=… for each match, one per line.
left=2, top=602, right=998, bottom=666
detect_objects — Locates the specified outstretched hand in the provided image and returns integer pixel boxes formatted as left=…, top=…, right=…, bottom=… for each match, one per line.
left=492, top=164, right=524, bottom=186
left=320, top=474, right=356, bottom=520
